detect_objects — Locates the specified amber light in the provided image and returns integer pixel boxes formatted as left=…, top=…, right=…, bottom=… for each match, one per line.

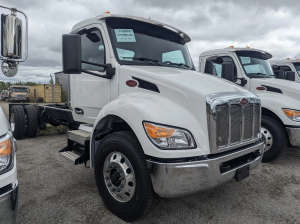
left=0, top=139, right=11, bottom=156
left=282, top=109, right=300, bottom=117
left=144, top=123, right=175, bottom=139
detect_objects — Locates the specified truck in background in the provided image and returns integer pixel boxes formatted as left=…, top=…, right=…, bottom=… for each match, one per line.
left=199, top=47, right=300, bottom=162
left=8, top=85, right=29, bottom=103
left=5, top=14, right=264, bottom=222
left=1, top=90, right=9, bottom=101
left=269, top=58, right=299, bottom=82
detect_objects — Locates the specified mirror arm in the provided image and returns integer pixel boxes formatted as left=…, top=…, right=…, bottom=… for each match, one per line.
left=82, top=60, right=108, bottom=68
left=81, top=69, right=112, bottom=79
left=81, top=60, right=116, bottom=79
left=237, top=77, right=247, bottom=86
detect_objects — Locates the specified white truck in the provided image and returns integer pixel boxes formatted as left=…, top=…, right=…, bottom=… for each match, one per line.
left=199, top=47, right=300, bottom=163
left=4, top=13, right=264, bottom=222
left=0, top=107, right=18, bottom=223
left=269, top=58, right=299, bottom=82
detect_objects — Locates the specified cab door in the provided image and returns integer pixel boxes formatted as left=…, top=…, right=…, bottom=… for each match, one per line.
left=70, top=24, right=111, bottom=124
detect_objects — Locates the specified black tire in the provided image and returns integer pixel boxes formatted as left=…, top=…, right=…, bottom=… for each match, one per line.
left=10, top=106, right=26, bottom=139
left=23, top=105, right=38, bottom=138
left=261, top=116, right=287, bottom=163
left=94, top=131, right=159, bottom=222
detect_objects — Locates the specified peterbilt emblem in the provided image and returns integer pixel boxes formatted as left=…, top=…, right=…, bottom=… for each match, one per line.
left=239, top=98, right=249, bottom=106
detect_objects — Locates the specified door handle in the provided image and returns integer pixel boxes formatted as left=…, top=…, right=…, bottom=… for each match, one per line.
left=75, top=108, right=84, bottom=115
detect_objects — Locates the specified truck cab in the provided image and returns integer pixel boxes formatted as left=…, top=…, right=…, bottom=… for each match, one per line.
left=8, top=14, right=264, bottom=222
left=8, top=86, right=29, bottom=103
left=269, top=59, right=300, bottom=82
left=0, top=106, right=18, bottom=223
left=1, top=90, right=9, bottom=101
left=199, top=47, right=300, bottom=162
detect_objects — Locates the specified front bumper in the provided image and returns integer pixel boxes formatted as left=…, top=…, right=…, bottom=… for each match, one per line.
left=147, top=139, right=264, bottom=198
left=0, top=180, right=18, bottom=224
left=286, top=127, right=300, bottom=147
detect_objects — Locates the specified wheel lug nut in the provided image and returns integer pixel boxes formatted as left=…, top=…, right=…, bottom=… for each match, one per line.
left=112, top=188, right=116, bottom=192
left=120, top=184, right=123, bottom=188
left=105, top=169, right=109, bottom=173
left=107, top=183, right=112, bottom=187
left=105, top=176, right=109, bottom=180
left=116, top=189, right=120, bottom=192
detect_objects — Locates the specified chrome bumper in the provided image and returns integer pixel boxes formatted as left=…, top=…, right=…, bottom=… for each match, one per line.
left=147, top=140, right=264, bottom=198
left=0, top=180, right=18, bottom=224
left=286, top=127, right=300, bottom=147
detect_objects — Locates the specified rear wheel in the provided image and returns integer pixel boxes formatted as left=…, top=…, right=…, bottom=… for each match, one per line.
left=10, top=106, right=26, bottom=139
left=261, top=116, right=286, bottom=163
left=94, top=131, right=159, bottom=222
left=23, top=105, right=38, bottom=138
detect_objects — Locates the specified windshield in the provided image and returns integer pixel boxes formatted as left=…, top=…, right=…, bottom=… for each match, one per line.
left=236, top=51, right=274, bottom=78
left=106, top=17, right=195, bottom=70
left=293, top=63, right=300, bottom=76
left=12, top=88, right=27, bottom=93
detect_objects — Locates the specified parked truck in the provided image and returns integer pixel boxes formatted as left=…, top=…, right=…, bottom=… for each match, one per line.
left=1, top=90, right=9, bottom=101
left=199, top=47, right=300, bottom=162
left=269, top=58, right=299, bottom=82
left=3, top=13, right=265, bottom=222
left=8, top=85, right=29, bottom=103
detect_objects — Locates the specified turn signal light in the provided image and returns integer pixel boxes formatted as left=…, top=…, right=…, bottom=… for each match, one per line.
left=144, top=123, right=175, bottom=138
left=229, top=46, right=234, bottom=48
left=104, top=11, right=110, bottom=14
left=282, top=109, right=300, bottom=117
left=286, top=58, right=290, bottom=60
left=0, top=139, right=11, bottom=156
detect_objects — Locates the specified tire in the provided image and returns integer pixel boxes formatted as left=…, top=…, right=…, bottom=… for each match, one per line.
left=94, top=131, right=159, bottom=222
left=261, top=116, right=287, bottom=163
left=23, top=105, right=38, bottom=138
left=10, top=106, right=26, bottom=139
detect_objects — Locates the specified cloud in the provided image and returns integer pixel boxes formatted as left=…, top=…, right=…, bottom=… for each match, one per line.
left=0, top=0, right=300, bottom=82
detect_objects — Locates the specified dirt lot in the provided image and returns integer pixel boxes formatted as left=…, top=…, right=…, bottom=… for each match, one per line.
left=1, top=101, right=300, bottom=223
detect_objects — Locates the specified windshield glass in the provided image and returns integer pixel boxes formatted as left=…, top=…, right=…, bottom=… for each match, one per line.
left=106, top=17, right=195, bottom=70
left=12, top=88, right=27, bottom=93
left=236, top=51, right=274, bottom=78
left=293, top=63, right=300, bottom=76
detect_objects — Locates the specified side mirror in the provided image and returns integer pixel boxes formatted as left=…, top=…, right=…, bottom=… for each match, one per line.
left=62, top=34, right=82, bottom=74
left=286, top=71, right=295, bottom=81
left=1, top=13, right=22, bottom=58
left=204, top=61, right=214, bottom=74
left=221, top=62, right=235, bottom=82
left=276, top=70, right=285, bottom=79
left=62, top=34, right=115, bottom=78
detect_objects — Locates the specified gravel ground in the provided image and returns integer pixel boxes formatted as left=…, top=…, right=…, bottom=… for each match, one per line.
left=1, top=101, right=300, bottom=223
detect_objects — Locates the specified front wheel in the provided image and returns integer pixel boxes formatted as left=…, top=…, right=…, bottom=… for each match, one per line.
left=261, top=116, right=287, bottom=163
left=94, top=131, right=159, bottom=222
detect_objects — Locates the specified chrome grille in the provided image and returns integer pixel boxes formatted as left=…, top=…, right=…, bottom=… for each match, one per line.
left=207, top=93, right=261, bottom=153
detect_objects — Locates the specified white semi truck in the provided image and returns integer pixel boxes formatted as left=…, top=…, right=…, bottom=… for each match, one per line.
left=4, top=13, right=265, bottom=222
left=199, top=47, right=300, bottom=163
left=269, top=58, right=300, bottom=82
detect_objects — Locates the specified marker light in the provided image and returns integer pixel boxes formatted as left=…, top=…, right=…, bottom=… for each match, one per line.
left=286, top=58, right=290, bottom=60
left=104, top=11, right=110, bottom=14
left=282, top=109, right=300, bottom=122
left=229, top=46, right=234, bottom=48
left=144, top=122, right=196, bottom=149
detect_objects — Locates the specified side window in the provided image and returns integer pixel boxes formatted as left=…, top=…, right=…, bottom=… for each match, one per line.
left=81, top=29, right=105, bottom=71
left=273, top=65, right=292, bottom=78
left=162, top=50, right=185, bottom=64
left=206, top=56, right=237, bottom=79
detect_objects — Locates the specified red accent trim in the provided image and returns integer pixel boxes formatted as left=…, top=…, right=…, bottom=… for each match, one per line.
left=256, top=86, right=267, bottom=91
left=126, top=80, right=138, bottom=87
left=240, top=98, right=248, bottom=106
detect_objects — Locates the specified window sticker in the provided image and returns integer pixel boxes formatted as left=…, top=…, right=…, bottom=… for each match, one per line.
left=116, top=48, right=135, bottom=61
left=115, top=29, right=136, bottom=42
left=240, top=56, right=251, bottom=64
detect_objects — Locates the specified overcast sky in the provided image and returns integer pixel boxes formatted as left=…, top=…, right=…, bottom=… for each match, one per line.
left=1, top=0, right=300, bottom=83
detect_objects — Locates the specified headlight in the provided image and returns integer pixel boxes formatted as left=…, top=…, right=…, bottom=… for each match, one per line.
left=0, top=138, right=12, bottom=172
left=282, top=109, right=300, bottom=122
left=143, top=122, right=196, bottom=149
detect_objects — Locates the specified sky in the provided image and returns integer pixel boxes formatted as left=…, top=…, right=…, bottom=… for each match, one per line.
left=0, top=0, right=300, bottom=83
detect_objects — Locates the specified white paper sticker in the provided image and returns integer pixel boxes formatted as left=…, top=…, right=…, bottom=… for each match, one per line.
left=115, top=29, right=136, bottom=42
left=240, top=56, right=251, bottom=64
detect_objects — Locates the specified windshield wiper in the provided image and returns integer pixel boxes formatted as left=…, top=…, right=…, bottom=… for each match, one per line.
left=122, top=57, right=162, bottom=66
left=256, top=73, right=274, bottom=78
left=164, top=62, right=192, bottom=70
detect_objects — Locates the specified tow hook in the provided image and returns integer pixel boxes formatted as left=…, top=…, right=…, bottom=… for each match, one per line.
left=220, top=163, right=231, bottom=173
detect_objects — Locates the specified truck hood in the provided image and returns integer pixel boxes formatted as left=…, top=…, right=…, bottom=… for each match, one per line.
left=251, top=78, right=300, bottom=98
left=125, top=66, right=248, bottom=94
left=0, top=106, right=9, bottom=136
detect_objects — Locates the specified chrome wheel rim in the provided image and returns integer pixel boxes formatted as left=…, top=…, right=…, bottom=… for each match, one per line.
left=10, top=114, right=15, bottom=132
left=103, top=152, right=136, bottom=202
left=261, top=127, right=273, bottom=152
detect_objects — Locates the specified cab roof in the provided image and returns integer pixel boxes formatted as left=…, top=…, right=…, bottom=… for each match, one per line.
left=200, top=47, right=272, bottom=59
left=72, top=14, right=191, bottom=43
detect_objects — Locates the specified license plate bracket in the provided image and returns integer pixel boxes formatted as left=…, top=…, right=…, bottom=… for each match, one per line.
left=234, top=165, right=250, bottom=182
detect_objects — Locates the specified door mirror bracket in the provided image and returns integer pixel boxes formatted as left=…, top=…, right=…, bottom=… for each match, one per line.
left=237, top=77, right=247, bottom=86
